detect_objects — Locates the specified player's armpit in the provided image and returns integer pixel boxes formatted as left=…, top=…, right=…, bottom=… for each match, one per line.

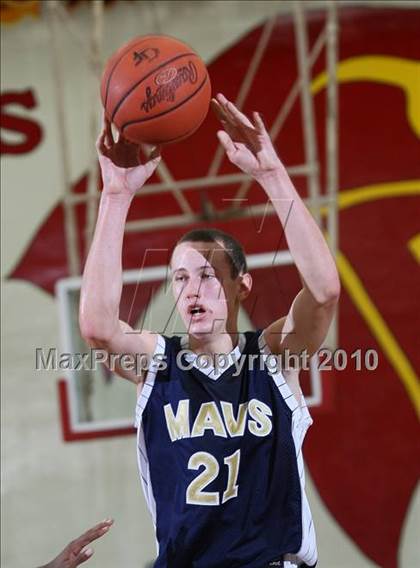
left=83, top=320, right=158, bottom=385
left=261, top=317, right=305, bottom=404
left=264, top=287, right=338, bottom=359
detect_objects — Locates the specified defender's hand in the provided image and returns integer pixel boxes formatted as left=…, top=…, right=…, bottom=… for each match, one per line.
left=40, top=519, right=114, bottom=568
left=212, top=93, right=283, bottom=180
left=96, top=113, right=161, bottom=197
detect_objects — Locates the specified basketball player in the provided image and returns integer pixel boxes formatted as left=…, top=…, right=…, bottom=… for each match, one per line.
left=79, top=94, right=340, bottom=567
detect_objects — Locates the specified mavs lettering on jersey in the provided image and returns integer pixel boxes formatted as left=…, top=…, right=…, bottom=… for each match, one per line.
left=164, top=398, right=273, bottom=441
left=135, top=330, right=317, bottom=568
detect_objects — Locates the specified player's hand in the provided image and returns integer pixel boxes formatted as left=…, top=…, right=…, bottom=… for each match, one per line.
left=96, top=113, right=161, bottom=197
left=39, top=519, right=114, bottom=568
left=212, top=93, right=283, bottom=180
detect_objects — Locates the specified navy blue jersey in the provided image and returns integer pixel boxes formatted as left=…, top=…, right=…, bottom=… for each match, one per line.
left=135, top=330, right=317, bottom=568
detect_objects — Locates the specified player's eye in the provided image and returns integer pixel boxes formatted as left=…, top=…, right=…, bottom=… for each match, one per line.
left=201, top=273, right=215, bottom=279
left=174, top=275, right=187, bottom=282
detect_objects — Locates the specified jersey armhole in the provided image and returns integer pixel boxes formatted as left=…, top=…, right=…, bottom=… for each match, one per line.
left=134, top=333, right=166, bottom=428
left=257, top=328, right=313, bottom=430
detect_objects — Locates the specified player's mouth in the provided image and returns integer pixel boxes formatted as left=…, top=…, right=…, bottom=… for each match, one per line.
left=187, top=303, right=208, bottom=321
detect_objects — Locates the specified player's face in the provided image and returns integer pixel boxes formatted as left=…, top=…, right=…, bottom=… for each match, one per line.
left=170, top=242, right=243, bottom=337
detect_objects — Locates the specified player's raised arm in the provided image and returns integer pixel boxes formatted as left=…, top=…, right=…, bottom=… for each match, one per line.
left=79, top=114, right=161, bottom=384
left=212, top=93, right=340, bottom=361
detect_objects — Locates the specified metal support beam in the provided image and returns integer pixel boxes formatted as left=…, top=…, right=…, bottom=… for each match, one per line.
left=325, top=0, right=339, bottom=349
left=65, top=163, right=314, bottom=206
left=326, top=1, right=339, bottom=254
left=47, top=1, right=80, bottom=276
left=85, top=0, right=104, bottom=251
left=124, top=193, right=337, bottom=234
left=294, top=1, right=321, bottom=225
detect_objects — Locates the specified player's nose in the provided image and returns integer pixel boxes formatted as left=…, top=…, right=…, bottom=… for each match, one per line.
left=184, top=277, right=201, bottom=300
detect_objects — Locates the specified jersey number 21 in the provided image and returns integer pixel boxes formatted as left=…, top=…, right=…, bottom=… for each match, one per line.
left=186, top=449, right=241, bottom=506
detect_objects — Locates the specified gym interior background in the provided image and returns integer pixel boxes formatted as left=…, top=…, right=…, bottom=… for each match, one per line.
left=1, top=1, right=419, bottom=567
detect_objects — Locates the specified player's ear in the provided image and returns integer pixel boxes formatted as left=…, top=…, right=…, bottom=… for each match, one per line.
left=237, top=272, right=252, bottom=301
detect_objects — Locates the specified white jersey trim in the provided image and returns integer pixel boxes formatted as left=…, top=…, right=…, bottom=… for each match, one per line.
left=179, top=332, right=246, bottom=380
left=134, top=334, right=165, bottom=428
left=258, top=330, right=318, bottom=566
left=134, top=334, right=166, bottom=555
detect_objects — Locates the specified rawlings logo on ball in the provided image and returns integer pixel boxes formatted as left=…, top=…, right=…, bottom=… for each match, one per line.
left=141, top=61, right=199, bottom=113
left=155, top=67, right=178, bottom=86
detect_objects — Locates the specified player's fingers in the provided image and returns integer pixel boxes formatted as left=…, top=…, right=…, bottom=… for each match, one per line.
left=216, top=94, right=254, bottom=130
left=104, top=117, right=114, bottom=147
left=210, top=98, right=228, bottom=122
left=70, top=520, right=113, bottom=555
left=226, top=100, right=254, bottom=129
left=96, top=131, right=108, bottom=156
left=84, top=519, right=114, bottom=541
left=252, top=111, right=264, bottom=131
left=217, top=96, right=259, bottom=149
left=91, top=518, right=114, bottom=531
left=215, top=92, right=229, bottom=108
left=149, top=145, right=161, bottom=160
left=73, top=547, right=94, bottom=566
left=220, top=120, right=241, bottom=143
left=143, top=153, right=161, bottom=178
left=97, top=111, right=112, bottom=150
left=217, top=130, right=237, bottom=156
left=115, top=128, right=127, bottom=145
left=215, top=94, right=240, bottom=129
left=216, top=93, right=244, bottom=121
left=253, top=112, right=268, bottom=136
left=95, top=132, right=102, bottom=152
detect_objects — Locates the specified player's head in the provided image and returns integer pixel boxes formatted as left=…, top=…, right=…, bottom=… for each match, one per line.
left=169, top=228, right=252, bottom=337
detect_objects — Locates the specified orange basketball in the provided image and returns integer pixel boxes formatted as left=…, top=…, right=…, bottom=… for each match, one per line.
left=100, top=35, right=211, bottom=145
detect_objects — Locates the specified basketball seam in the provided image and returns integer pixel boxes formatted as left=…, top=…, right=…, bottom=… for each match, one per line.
left=111, top=52, right=197, bottom=123
left=103, top=37, right=155, bottom=110
left=121, top=73, right=209, bottom=130
left=131, top=120, right=201, bottom=145
left=155, top=122, right=201, bottom=144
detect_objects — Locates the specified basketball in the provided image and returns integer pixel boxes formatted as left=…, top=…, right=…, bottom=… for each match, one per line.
left=100, top=34, right=211, bottom=145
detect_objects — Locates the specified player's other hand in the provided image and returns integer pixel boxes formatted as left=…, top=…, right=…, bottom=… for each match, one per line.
left=96, top=112, right=161, bottom=197
left=212, top=93, right=283, bottom=180
left=39, top=518, right=113, bottom=568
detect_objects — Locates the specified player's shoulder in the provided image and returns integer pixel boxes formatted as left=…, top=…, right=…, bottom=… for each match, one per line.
left=158, top=333, right=184, bottom=351
left=150, top=333, right=185, bottom=367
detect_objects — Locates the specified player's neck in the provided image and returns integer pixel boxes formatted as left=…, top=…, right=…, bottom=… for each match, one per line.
left=188, top=330, right=240, bottom=357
